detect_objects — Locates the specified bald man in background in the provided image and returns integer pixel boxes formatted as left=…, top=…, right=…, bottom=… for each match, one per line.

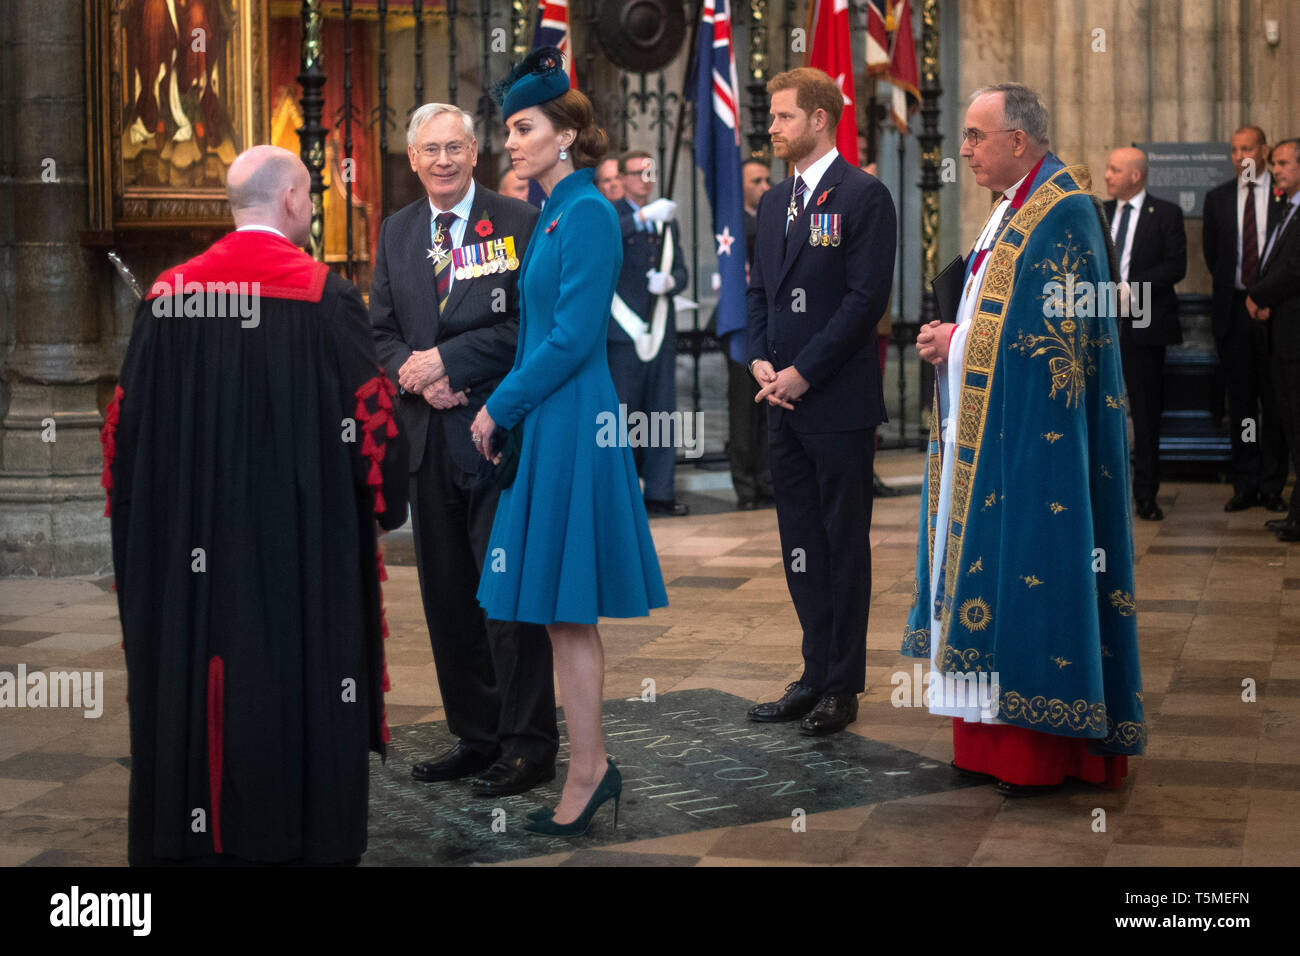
left=107, top=145, right=408, bottom=864
left=1103, top=146, right=1186, bottom=520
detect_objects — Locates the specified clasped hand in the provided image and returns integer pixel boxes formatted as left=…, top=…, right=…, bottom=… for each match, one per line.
left=398, top=347, right=445, bottom=394
left=1246, top=296, right=1271, bottom=321
left=751, top=360, right=808, bottom=410
left=916, top=320, right=957, bottom=366
left=421, top=376, right=468, bottom=409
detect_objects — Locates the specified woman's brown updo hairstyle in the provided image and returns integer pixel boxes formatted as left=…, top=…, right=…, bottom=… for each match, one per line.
left=535, top=89, right=608, bottom=170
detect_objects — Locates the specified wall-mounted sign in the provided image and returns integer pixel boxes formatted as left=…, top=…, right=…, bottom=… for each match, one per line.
left=1135, top=142, right=1235, bottom=219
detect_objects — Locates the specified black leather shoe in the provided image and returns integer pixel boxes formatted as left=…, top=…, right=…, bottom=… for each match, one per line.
left=412, top=742, right=499, bottom=782
left=1276, top=523, right=1300, bottom=542
left=645, top=498, right=690, bottom=517
left=799, top=692, right=859, bottom=736
left=470, top=756, right=556, bottom=797
left=1135, top=498, right=1164, bottom=521
left=1266, top=517, right=1291, bottom=531
left=950, top=760, right=995, bottom=783
left=748, top=681, right=821, bottom=722
left=995, top=779, right=1061, bottom=797
left=1262, top=494, right=1288, bottom=513
left=1225, top=491, right=1260, bottom=512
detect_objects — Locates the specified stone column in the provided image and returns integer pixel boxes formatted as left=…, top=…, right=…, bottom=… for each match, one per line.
left=0, top=0, right=114, bottom=575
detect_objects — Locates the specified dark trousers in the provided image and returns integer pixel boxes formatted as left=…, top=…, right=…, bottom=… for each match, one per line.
left=408, top=414, right=558, bottom=763
left=726, top=356, right=772, bottom=504
left=769, top=419, right=874, bottom=695
left=607, top=337, right=678, bottom=502
left=1120, top=338, right=1166, bottom=501
left=1218, top=293, right=1288, bottom=497
left=1274, top=353, right=1300, bottom=523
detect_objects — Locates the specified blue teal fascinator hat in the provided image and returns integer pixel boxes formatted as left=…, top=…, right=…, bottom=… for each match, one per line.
left=492, top=46, right=570, bottom=119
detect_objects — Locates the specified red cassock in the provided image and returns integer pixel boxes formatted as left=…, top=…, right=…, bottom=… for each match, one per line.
left=953, top=720, right=1128, bottom=788
left=106, top=230, right=408, bottom=864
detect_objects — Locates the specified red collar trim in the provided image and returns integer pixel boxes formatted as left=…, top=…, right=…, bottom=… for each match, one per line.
left=1009, top=155, right=1046, bottom=210
left=146, top=231, right=328, bottom=303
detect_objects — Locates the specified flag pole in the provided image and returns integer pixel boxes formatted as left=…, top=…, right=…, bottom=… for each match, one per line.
left=666, top=0, right=706, bottom=198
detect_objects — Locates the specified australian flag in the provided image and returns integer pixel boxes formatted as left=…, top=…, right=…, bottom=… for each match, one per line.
left=688, top=0, right=749, bottom=363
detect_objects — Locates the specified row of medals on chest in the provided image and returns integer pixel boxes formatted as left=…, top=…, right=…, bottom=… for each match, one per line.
left=796, top=202, right=842, bottom=247
left=430, top=222, right=520, bottom=279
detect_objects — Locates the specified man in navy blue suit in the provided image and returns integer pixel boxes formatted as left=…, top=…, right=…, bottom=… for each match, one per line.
left=745, top=67, right=897, bottom=735
left=608, top=150, right=691, bottom=516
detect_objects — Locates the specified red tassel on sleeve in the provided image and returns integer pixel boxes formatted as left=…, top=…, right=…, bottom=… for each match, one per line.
left=353, top=371, right=398, bottom=517
left=100, top=385, right=124, bottom=517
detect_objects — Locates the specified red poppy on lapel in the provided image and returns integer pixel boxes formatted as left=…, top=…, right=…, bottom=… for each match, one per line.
left=816, top=187, right=835, bottom=207
left=545, top=215, right=562, bottom=234
left=1275, top=186, right=1285, bottom=199
left=475, top=213, right=494, bottom=238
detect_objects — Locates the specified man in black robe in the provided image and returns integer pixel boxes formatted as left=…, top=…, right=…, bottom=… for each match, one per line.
left=105, top=145, right=409, bottom=865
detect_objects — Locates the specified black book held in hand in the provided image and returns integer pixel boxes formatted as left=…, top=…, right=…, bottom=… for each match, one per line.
left=932, top=254, right=965, bottom=328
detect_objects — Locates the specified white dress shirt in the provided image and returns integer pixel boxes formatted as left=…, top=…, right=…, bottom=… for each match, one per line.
left=1109, top=187, right=1146, bottom=284
left=791, top=147, right=841, bottom=212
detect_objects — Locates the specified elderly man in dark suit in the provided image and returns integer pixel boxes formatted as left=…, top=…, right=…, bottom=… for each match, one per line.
left=608, top=149, right=691, bottom=516
left=1203, top=125, right=1289, bottom=513
left=1251, top=139, right=1300, bottom=540
left=370, top=103, right=557, bottom=797
left=745, top=68, right=897, bottom=736
left=1104, top=146, right=1187, bottom=521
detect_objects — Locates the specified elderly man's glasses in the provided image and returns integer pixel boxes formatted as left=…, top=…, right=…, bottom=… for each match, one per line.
left=960, top=128, right=1017, bottom=146
left=415, top=142, right=468, bottom=159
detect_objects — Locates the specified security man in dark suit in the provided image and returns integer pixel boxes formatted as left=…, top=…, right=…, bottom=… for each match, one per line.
left=1103, top=146, right=1187, bottom=521
left=1203, top=125, right=1289, bottom=513
left=370, top=103, right=557, bottom=797
left=609, top=150, right=691, bottom=516
left=745, top=68, right=897, bottom=736
left=1251, top=139, right=1300, bottom=540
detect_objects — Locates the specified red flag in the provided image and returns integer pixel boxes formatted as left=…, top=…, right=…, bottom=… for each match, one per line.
left=888, top=0, right=920, bottom=134
left=806, top=0, right=859, bottom=167
left=865, top=0, right=891, bottom=75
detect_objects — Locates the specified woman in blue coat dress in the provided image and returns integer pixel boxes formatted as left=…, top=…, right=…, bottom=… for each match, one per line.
left=470, top=48, right=668, bottom=835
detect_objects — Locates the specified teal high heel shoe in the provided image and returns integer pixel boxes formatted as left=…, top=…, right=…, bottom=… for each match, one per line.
left=524, top=807, right=552, bottom=822
left=523, top=760, right=621, bottom=836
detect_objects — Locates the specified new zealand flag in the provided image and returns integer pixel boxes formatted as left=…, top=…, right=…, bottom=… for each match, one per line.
left=688, top=0, right=749, bottom=363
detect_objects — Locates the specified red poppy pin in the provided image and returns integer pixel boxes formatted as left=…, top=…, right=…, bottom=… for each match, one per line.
left=475, top=213, right=494, bottom=238
left=816, top=187, right=835, bottom=207
left=545, top=214, right=563, bottom=234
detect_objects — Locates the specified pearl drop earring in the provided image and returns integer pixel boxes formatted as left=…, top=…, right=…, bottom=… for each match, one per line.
left=559, top=147, right=568, bottom=161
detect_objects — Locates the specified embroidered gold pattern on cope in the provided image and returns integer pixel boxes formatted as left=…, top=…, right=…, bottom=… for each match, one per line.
left=933, top=165, right=1093, bottom=666
left=1000, top=690, right=1106, bottom=733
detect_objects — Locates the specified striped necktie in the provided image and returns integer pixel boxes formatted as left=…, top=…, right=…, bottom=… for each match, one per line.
left=432, top=211, right=457, bottom=314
